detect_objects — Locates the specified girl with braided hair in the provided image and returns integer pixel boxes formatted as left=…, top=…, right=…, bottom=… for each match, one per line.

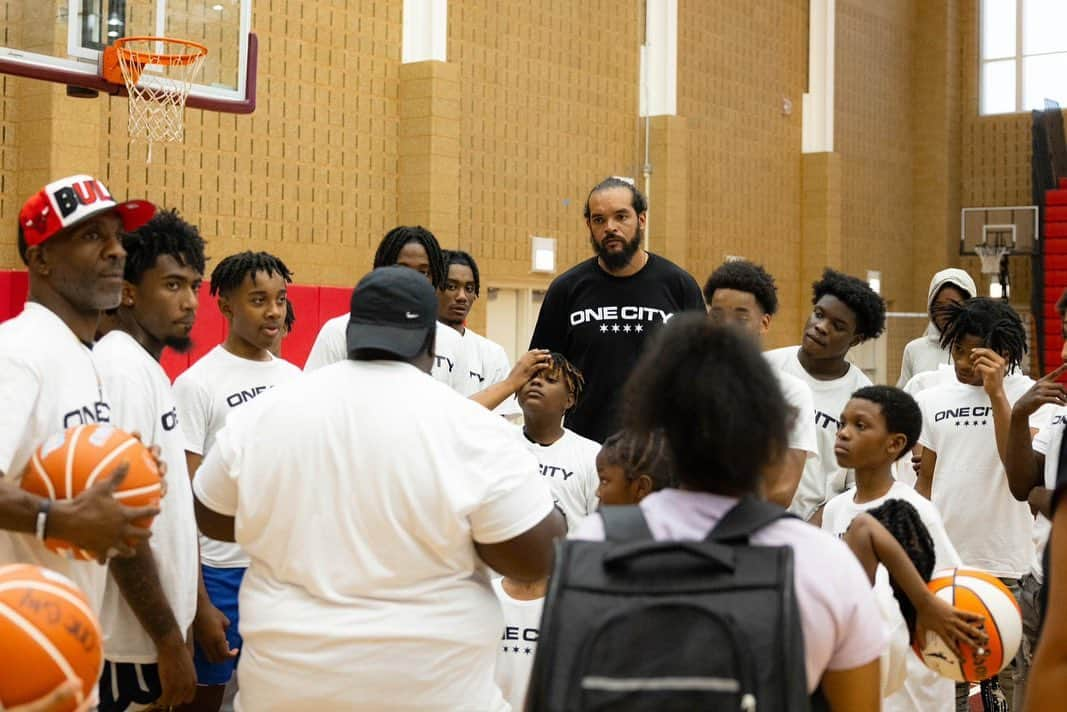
left=595, top=428, right=674, bottom=505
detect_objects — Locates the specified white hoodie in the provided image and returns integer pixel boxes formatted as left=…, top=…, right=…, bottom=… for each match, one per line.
left=896, top=268, right=978, bottom=387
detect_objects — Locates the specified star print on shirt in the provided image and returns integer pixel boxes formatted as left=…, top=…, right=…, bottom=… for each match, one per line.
left=524, top=647, right=532, bottom=655
left=611, top=324, right=620, bottom=333
left=600, top=324, right=608, bottom=333
left=623, top=324, right=632, bottom=333
left=635, top=324, right=643, bottom=332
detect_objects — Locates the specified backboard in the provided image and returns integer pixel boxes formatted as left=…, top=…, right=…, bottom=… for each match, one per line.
left=960, top=206, right=1039, bottom=255
left=0, top=0, right=256, bottom=113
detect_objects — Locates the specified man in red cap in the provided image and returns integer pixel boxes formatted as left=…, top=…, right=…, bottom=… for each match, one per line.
left=0, top=175, right=163, bottom=640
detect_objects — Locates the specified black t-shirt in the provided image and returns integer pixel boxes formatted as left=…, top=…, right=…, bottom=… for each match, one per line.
left=529, top=253, right=705, bottom=442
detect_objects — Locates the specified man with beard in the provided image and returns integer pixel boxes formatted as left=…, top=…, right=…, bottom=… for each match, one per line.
left=94, top=209, right=205, bottom=710
left=528, top=177, right=704, bottom=442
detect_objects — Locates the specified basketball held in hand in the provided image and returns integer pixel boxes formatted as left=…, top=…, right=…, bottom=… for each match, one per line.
left=913, top=568, right=1022, bottom=683
left=20, top=424, right=162, bottom=560
left=0, top=563, right=103, bottom=711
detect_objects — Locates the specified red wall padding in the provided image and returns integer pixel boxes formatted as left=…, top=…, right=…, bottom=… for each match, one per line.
left=0, top=270, right=350, bottom=380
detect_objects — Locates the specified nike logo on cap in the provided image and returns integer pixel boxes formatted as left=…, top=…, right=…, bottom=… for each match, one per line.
left=406, top=311, right=419, bottom=319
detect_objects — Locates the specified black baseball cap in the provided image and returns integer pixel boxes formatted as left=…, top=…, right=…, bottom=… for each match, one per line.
left=346, top=266, right=438, bottom=359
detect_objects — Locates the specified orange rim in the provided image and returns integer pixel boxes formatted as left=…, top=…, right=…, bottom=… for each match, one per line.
left=112, top=36, right=208, bottom=66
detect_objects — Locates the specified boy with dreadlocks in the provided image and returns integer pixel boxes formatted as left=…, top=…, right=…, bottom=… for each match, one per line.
left=915, top=297, right=1053, bottom=710
left=824, top=385, right=980, bottom=712
left=515, top=352, right=599, bottom=531
left=173, top=250, right=301, bottom=712
left=304, top=226, right=469, bottom=390
left=765, top=268, right=887, bottom=522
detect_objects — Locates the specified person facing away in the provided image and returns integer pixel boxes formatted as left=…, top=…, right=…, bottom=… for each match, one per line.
left=703, top=259, right=818, bottom=508
left=915, top=297, right=1053, bottom=710
left=570, top=314, right=887, bottom=711
left=192, top=266, right=565, bottom=711
left=493, top=427, right=674, bottom=711
left=528, top=177, right=705, bottom=443
left=897, top=268, right=977, bottom=387
left=0, top=174, right=161, bottom=618
left=764, top=268, right=887, bottom=522
left=92, top=209, right=208, bottom=711
left=515, top=352, right=600, bottom=532
left=823, top=385, right=977, bottom=712
left=171, top=251, right=302, bottom=712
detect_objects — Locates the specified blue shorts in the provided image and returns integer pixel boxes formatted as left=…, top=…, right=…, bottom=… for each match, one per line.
left=98, top=661, right=162, bottom=711
left=193, top=564, right=246, bottom=685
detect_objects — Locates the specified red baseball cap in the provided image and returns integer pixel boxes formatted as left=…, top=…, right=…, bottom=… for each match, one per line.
left=19, top=175, right=156, bottom=247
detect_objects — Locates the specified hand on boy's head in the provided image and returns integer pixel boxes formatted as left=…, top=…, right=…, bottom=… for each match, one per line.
left=1014, top=362, right=1067, bottom=417
left=510, top=349, right=552, bottom=385
left=969, top=347, right=1006, bottom=395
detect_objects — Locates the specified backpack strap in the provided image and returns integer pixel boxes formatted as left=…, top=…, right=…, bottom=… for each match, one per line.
left=600, top=505, right=654, bottom=542
left=707, top=496, right=796, bottom=544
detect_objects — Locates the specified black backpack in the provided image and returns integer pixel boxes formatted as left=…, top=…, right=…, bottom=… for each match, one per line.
left=526, top=496, right=814, bottom=712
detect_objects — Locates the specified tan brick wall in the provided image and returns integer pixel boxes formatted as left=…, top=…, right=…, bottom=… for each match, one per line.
left=0, top=0, right=1042, bottom=381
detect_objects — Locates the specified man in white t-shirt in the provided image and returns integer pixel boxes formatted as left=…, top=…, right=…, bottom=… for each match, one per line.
left=94, top=210, right=205, bottom=710
left=173, top=251, right=301, bottom=712
left=192, top=266, right=565, bottom=711
left=702, top=260, right=819, bottom=507
left=916, top=297, right=1055, bottom=708
left=764, top=268, right=887, bottom=521
left=0, top=176, right=160, bottom=629
left=437, top=249, right=521, bottom=416
left=516, top=353, right=600, bottom=531
left=304, top=226, right=468, bottom=390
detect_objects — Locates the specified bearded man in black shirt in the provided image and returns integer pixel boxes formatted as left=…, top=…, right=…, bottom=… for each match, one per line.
left=529, top=177, right=705, bottom=442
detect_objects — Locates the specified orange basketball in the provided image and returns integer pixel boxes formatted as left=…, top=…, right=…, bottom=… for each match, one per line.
left=913, top=568, right=1022, bottom=683
left=0, top=563, right=103, bottom=711
left=20, top=424, right=162, bottom=560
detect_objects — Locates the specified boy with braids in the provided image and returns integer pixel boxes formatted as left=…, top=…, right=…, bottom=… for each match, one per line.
left=173, top=251, right=301, bottom=712
left=304, top=226, right=469, bottom=390
left=765, top=268, right=887, bottom=521
left=916, top=297, right=1053, bottom=710
left=93, top=210, right=205, bottom=710
left=824, top=386, right=973, bottom=712
left=515, top=352, right=599, bottom=531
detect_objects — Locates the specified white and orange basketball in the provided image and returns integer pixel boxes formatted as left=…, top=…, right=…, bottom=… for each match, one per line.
left=913, top=568, right=1022, bottom=683
left=0, top=563, right=103, bottom=711
left=20, top=424, right=162, bottom=560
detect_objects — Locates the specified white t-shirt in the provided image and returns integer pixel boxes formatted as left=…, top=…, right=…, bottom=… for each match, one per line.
left=522, top=428, right=600, bottom=532
left=304, top=314, right=468, bottom=391
left=571, top=489, right=887, bottom=693
left=775, top=369, right=819, bottom=458
left=192, top=359, right=554, bottom=712
left=764, top=346, right=872, bottom=519
left=0, top=303, right=110, bottom=612
left=1030, top=406, right=1067, bottom=581
left=822, top=482, right=961, bottom=712
left=916, top=374, right=1045, bottom=577
left=95, top=331, right=199, bottom=662
left=173, top=345, right=301, bottom=568
left=457, top=328, right=520, bottom=416
left=893, top=365, right=957, bottom=487
left=492, top=578, right=543, bottom=712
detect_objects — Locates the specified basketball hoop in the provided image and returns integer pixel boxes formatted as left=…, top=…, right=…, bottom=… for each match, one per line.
left=102, top=37, right=208, bottom=162
left=975, top=244, right=1011, bottom=275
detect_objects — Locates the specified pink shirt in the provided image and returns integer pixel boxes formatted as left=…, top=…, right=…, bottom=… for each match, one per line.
left=571, top=489, right=887, bottom=693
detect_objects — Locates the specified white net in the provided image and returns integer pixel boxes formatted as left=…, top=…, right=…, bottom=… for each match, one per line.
left=113, top=39, right=206, bottom=161
left=975, top=244, right=1011, bottom=275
